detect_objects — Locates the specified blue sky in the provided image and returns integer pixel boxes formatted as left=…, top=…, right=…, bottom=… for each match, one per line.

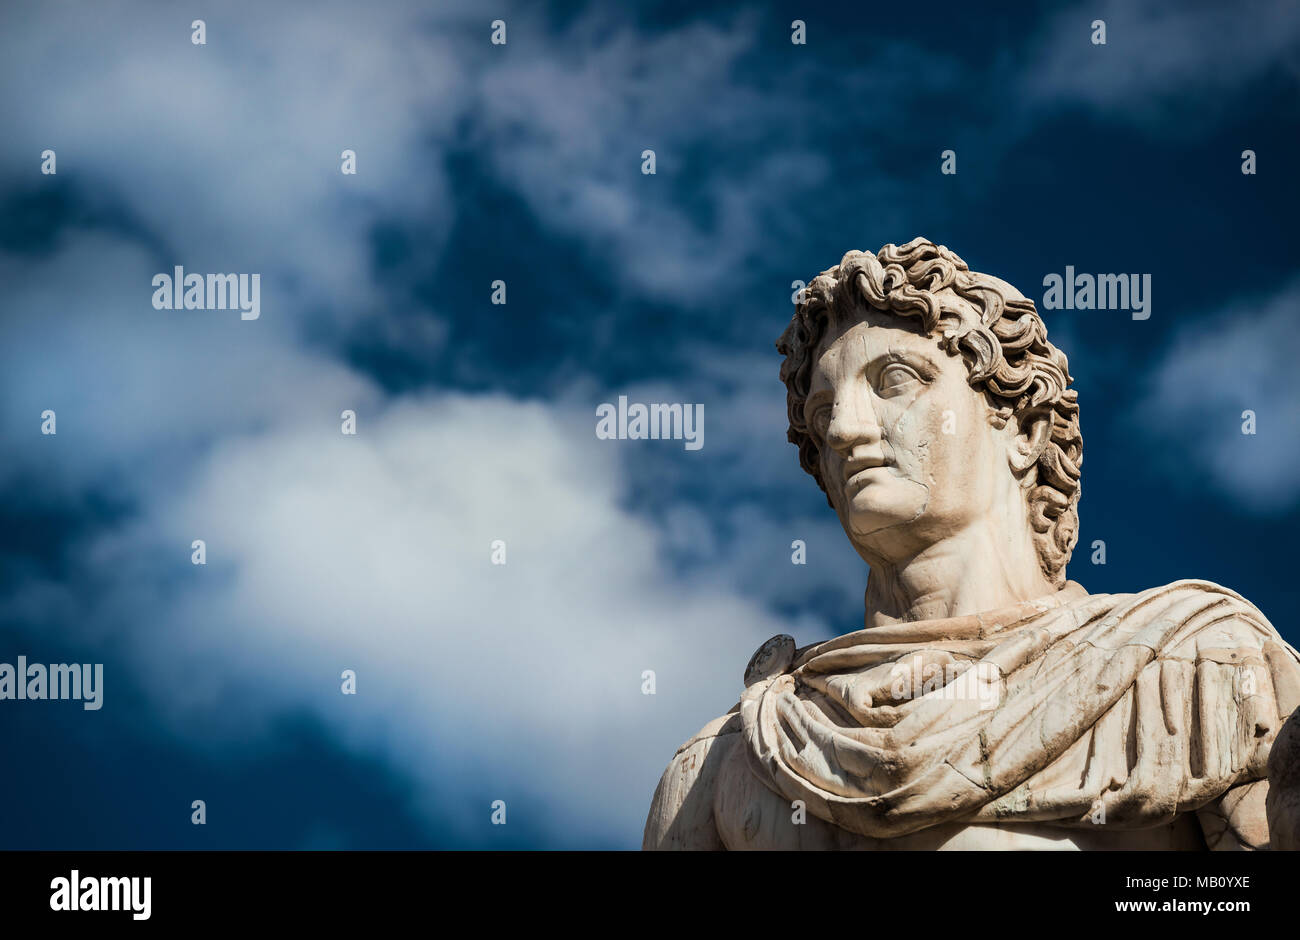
left=1, top=0, right=1297, bottom=848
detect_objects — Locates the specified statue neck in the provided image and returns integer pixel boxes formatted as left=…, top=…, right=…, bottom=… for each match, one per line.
left=863, top=521, right=1057, bottom=630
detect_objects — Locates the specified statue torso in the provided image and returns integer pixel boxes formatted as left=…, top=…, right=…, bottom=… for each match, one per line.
left=708, top=725, right=1207, bottom=850
left=644, top=580, right=1299, bottom=850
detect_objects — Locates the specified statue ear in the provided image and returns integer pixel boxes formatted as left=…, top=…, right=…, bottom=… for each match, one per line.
left=1007, top=406, right=1052, bottom=475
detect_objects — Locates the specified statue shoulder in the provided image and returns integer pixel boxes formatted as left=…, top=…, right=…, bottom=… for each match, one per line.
left=642, top=708, right=742, bottom=850
left=1131, top=579, right=1299, bottom=658
left=642, top=633, right=806, bottom=850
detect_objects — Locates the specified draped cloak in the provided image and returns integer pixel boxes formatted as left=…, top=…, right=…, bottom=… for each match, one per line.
left=739, top=580, right=1300, bottom=839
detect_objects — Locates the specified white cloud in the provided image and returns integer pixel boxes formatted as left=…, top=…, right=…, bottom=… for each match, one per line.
left=0, top=0, right=872, bottom=847
left=78, top=392, right=789, bottom=845
left=1024, top=0, right=1300, bottom=121
left=0, top=230, right=833, bottom=845
left=472, top=13, right=836, bottom=304
left=0, top=0, right=465, bottom=322
left=0, top=0, right=839, bottom=320
left=1134, top=278, right=1300, bottom=511
left=0, top=233, right=384, bottom=499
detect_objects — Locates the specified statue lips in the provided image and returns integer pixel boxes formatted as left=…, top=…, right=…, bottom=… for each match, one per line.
left=843, top=453, right=891, bottom=497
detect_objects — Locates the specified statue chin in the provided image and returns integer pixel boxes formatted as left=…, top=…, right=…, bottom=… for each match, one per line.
left=643, top=237, right=1300, bottom=852
left=837, top=480, right=933, bottom=544
left=846, top=487, right=926, bottom=518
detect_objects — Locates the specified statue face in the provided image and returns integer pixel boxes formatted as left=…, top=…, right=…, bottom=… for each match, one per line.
left=806, top=304, right=1013, bottom=563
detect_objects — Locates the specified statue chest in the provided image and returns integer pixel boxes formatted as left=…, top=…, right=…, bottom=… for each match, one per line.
left=710, top=734, right=1206, bottom=851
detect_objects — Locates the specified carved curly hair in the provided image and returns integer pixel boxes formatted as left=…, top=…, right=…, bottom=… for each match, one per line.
left=776, top=237, right=1083, bottom=587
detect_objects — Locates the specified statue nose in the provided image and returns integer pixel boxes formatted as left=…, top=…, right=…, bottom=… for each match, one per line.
left=825, top=398, right=883, bottom=455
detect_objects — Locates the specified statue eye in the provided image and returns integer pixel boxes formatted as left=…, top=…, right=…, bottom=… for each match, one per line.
left=876, top=363, right=923, bottom=396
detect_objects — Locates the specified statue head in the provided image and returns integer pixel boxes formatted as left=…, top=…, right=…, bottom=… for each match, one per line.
left=777, top=238, right=1082, bottom=588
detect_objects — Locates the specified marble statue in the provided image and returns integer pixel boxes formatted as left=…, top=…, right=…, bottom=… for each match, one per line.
left=644, top=238, right=1300, bottom=850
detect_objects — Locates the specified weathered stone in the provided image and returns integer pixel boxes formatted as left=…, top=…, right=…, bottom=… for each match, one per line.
left=644, top=238, right=1300, bottom=850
